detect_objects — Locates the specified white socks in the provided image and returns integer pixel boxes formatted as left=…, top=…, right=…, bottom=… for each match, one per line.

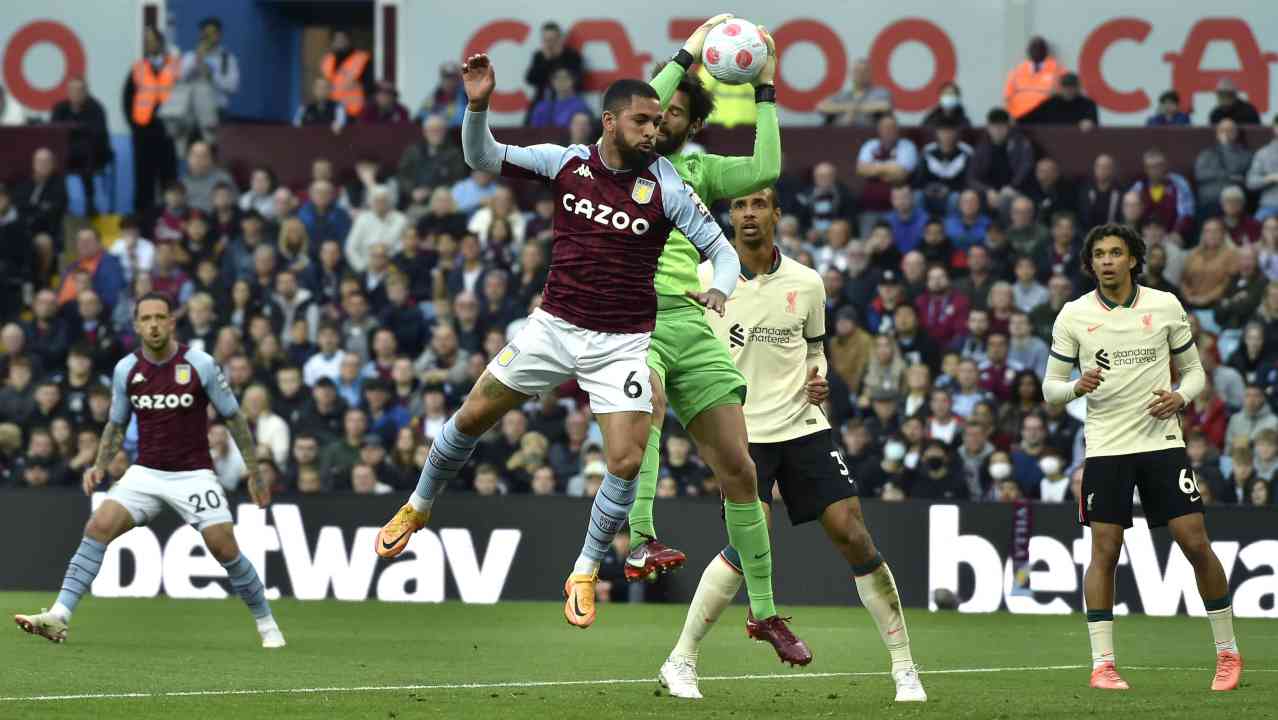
left=671, top=555, right=742, bottom=662
left=854, top=562, right=914, bottom=673
left=1207, top=605, right=1238, bottom=654
left=1088, top=620, right=1115, bottom=668
left=256, top=614, right=278, bottom=633
left=50, top=602, right=72, bottom=622
left=572, top=558, right=600, bottom=576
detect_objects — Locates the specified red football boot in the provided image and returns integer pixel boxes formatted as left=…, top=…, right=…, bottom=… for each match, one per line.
left=746, top=610, right=813, bottom=667
left=624, top=534, right=687, bottom=582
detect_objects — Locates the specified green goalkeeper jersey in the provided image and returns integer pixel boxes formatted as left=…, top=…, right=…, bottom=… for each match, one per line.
left=649, top=62, right=781, bottom=303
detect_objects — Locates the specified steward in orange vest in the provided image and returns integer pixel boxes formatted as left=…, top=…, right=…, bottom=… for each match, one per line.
left=1004, top=36, right=1065, bottom=119
left=321, top=30, right=372, bottom=117
left=131, top=54, right=179, bottom=126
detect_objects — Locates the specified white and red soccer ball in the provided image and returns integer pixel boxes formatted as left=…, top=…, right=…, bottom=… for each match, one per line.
left=701, top=19, right=768, bottom=85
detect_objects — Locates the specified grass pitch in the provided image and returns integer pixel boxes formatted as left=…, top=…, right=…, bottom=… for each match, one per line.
left=0, top=592, right=1273, bottom=719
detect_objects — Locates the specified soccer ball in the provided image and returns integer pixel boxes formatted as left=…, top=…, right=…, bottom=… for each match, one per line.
left=701, top=19, right=768, bottom=85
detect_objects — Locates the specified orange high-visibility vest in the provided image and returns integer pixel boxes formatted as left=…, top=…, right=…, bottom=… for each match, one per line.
left=131, top=55, right=179, bottom=126
left=321, top=50, right=371, bottom=117
left=1004, top=57, right=1065, bottom=119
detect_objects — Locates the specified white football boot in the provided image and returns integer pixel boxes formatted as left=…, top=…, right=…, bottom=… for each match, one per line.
left=659, top=656, right=703, bottom=699
left=14, top=609, right=69, bottom=644
left=258, top=619, right=287, bottom=649
left=893, top=665, right=928, bottom=702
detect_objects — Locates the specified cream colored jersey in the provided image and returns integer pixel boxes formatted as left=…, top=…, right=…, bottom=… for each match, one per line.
left=1049, top=284, right=1195, bottom=458
left=699, top=253, right=828, bottom=443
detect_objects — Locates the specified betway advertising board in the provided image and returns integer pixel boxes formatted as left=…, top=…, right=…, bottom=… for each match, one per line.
left=391, top=0, right=1277, bottom=126
left=1, top=492, right=1274, bottom=617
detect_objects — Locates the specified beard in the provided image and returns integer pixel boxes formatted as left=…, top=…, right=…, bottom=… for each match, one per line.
left=653, top=126, right=689, bottom=157
left=615, top=139, right=655, bottom=169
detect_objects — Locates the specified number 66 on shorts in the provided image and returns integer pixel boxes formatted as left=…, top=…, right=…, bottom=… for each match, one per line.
left=486, top=308, right=654, bottom=414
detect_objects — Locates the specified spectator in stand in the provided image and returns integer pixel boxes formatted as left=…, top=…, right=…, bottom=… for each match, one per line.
left=900, top=250, right=928, bottom=303
left=297, top=179, right=352, bottom=248
left=1202, top=335, right=1246, bottom=409
left=829, top=306, right=873, bottom=394
left=417, top=61, right=467, bottom=127
left=1129, top=147, right=1194, bottom=239
left=796, top=161, right=856, bottom=236
left=123, top=25, right=179, bottom=215
left=303, top=322, right=347, bottom=387
left=886, top=185, right=927, bottom=254
left=1247, top=116, right=1278, bottom=221
left=967, top=108, right=1034, bottom=218
left=979, top=331, right=1014, bottom=402
left=56, top=227, right=125, bottom=314
left=105, top=215, right=151, bottom=285
left=914, top=116, right=972, bottom=216
left=0, top=186, right=30, bottom=321
left=22, top=290, right=73, bottom=372
left=1220, top=185, right=1262, bottom=245
left=1077, top=154, right=1122, bottom=229
left=180, top=141, right=236, bottom=214
left=174, top=17, right=240, bottom=151
left=15, top=147, right=68, bottom=245
left=1019, top=72, right=1098, bottom=129
left=817, top=58, right=893, bottom=127
left=944, top=190, right=990, bottom=252
left=415, top=323, right=471, bottom=389
left=1181, top=218, right=1238, bottom=310
left=1119, top=189, right=1144, bottom=231
left=1209, top=78, right=1261, bottom=125
left=1195, top=118, right=1253, bottom=216
left=320, top=29, right=373, bottom=120
left=529, top=67, right=591, bottom=128
left=1143, top=220, right=1187, bottom=289
left=1007, top=196, right=1049, bottom=259
left=1225, top=385, right=1278, bottom=448
left=951, top=307, right=991, bottom=363
left=467, top=186, right=526, bottom=248
left=293, top=76, right=347, bottom=133
left=378, top=273, right=429, bottom=357
left=416, top=187, right=468, bottom=238
left=1216, top=249, right=1265, bottom=333
left=1035, top=213, right=1082, bottom=286
left=345, top=186, right=406, bottom=273
left=524, top=21, right=585, bottom=115
left=1025, top=157, right=1076, bottom=225
left=236, top=168, right=274, bottom=220
left=1010, top=412, right=1048, bottom=497
left=1003, top=36, right=1065, bottom=120
left=1029, top=275, right=1073, bottom=342
left=359, top=81, right=411, bottom=125
left=906, top=440, right=968, bottom=500
left=51, top=77, right=111, bottom=215
left=1147, top=90, right=1192, bottom=126
left=1007, top=311, right=1049, bottom=378
left=451, top=169, right=498, bottom=215
left=914, top=266, right=970, bottom=349
left=921, top=81, right=970, bottom=128
left=894, top=305, right=940, bottom=373
left=856, top=114, right=918, bottom=231
left=813, top=219, right=853, bottom=273
left=1186, top=380, right=1229, bottom=452
left=1228, top=321, right=1270, bottom=385
left=397, top=114, right=467, bottom=204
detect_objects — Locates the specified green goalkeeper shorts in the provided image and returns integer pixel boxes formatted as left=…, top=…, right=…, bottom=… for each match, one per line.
left=647, top=303, right=746, bottom=428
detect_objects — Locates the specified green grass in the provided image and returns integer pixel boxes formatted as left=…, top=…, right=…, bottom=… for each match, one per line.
left=0, top=593, right=1273, bottom=719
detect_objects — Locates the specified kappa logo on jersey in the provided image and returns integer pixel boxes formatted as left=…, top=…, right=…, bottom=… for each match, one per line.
left=131, top=373, right=145, bottom=384
left=175, top=364, right=191, bottom=385
left=130, top=393, right=196, bottom=410
left=631, top=177, right=655, bottom=205
left=785, top=290, right=798, bottom=314
left=729, top=323, right=745, bottom=349
left=560, top=193, right=651, bottom=235
left=1094, top=348, right=1111, bottom=371
left=573, top=165, right=593, bottom=180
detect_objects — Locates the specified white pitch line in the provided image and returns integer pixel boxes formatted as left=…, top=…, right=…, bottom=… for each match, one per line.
left=3, top=664, right=1273, bottom=703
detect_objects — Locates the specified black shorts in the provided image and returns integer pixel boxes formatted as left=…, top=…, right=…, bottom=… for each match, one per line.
left=1080, top=447, right=1204, bottom=528
left=750, top=430, right=858, bottom=525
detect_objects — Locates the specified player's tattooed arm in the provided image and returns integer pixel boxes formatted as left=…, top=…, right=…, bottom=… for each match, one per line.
left=226, top=412, right=270, bottom=508
left=82, top=422, right=125, bottom=495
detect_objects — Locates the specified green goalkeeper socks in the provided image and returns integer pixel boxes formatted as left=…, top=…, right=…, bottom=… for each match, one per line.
left=627, top=425, right=662, bottom=546
left=724, top=499, right=777, bottom=618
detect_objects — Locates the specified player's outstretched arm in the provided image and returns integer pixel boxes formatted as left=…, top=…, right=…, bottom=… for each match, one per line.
left=83, top=422, right=125, bottom=495
left=461, top=54, right=573, bottom=180
left=650, top=14, right=735, bottom=106
left=704, top=28, right=780, bottom=201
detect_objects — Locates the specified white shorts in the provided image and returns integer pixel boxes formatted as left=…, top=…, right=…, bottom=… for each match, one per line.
left=487, top=308, right=653, bottom=414
left=107, top=465, right=233, bottom=531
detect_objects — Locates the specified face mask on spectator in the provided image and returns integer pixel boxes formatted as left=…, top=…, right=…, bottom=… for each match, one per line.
left=1039, top=457, right=1063, bottom=476
left=925, top=455, right=947, bottom=472
left=884, top=441, right=906, bottom=462
left=940, top=94, right=959, bottom=110
left=990, top=462, right=1013, bottom=480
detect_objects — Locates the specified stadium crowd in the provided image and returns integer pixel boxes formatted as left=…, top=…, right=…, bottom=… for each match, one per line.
left=0, top=21, right=1276, bottom=512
